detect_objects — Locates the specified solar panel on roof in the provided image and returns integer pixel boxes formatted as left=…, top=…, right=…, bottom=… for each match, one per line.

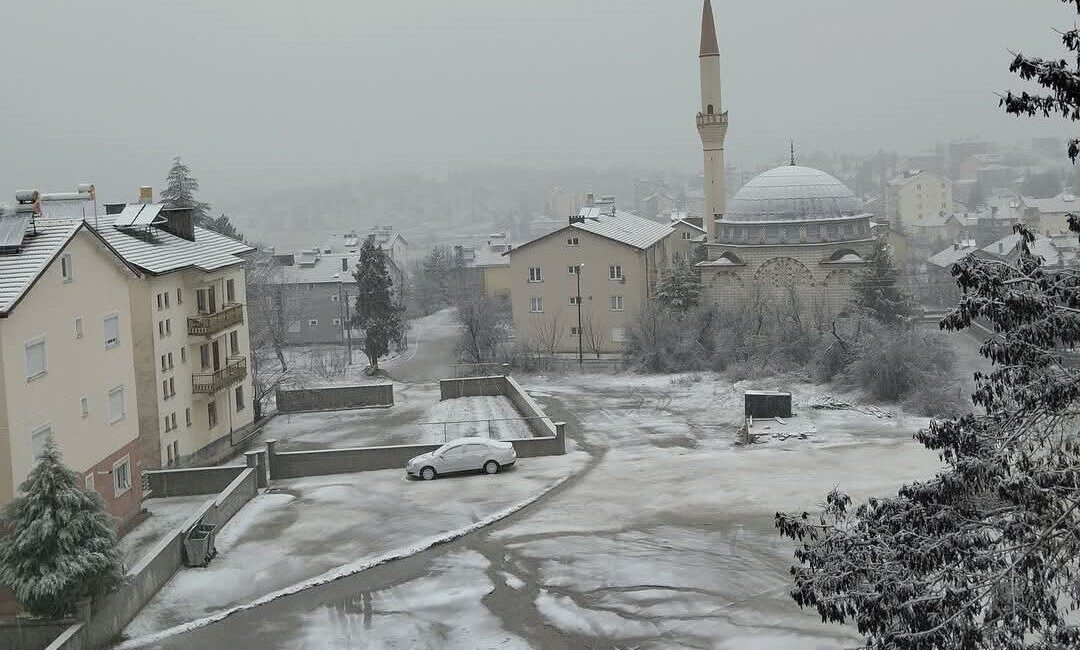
left=0, top=213, right=31, bottom=252
left=113, top=204, right=145, bottom=228
left=130, top=203, right=163, bottom=227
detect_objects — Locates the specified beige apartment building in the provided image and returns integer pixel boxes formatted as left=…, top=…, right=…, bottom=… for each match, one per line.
left=95, top=196, right=255, bottom=469
left=886, top=170, right=954, bottom=229
left=0, top=200, right=144, bottom=532
left=507, top=207, right=673, bottom=355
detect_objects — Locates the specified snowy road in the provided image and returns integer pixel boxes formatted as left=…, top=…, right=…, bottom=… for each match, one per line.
left=126, top=372, right=942, bottom=650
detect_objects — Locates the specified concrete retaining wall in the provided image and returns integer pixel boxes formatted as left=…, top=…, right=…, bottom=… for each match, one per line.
left=276, top=383, right=393, bottom=413
left=144, top=465, right=248, bottom=498
left=439, top=375, right=556, bottom=437
left=41, top=468, right=259, bottom=650
left=0, top=617, right=75, bottom=650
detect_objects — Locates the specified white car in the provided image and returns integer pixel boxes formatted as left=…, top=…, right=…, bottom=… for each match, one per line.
left=406, top=437, right=517, bottom=480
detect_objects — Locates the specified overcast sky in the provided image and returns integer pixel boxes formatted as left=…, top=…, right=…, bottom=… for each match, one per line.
left=0, top=0, right=1075, bottom=204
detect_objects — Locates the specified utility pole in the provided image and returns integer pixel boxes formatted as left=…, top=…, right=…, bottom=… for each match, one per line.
left=576, top=263, right=584, bottom=366
left=343, top=288, right=353, bottom=365
left=338, top=281, right=346, bottom=356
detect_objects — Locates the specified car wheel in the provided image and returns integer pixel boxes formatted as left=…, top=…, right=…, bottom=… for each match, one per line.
left=483, top=460, right=500, bottom=475
left=421, top=466, right=436, bottom=481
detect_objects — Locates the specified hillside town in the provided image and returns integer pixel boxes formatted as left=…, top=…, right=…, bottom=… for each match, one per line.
left=3, top=2, right=1080, bottom=649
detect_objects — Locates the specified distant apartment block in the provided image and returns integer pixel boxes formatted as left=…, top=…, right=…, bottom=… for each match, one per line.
left=507, top=198, right=675, bottom=355
left=886, top=170, right=955, bottom=230
left=454, top=232, right=512, bottom=301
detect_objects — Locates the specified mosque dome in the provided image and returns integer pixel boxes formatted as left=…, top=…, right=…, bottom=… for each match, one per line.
left=724, top=165, right=862, bottom=223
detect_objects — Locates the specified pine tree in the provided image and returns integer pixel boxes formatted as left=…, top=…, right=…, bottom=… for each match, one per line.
left=352, top=238, right=404, bottom=371
left=203, top=213, right=244, bottom=241
left=850, top=239, right=915, bottom=326
left=656, top=259, right=702, bottom=313
left=160, top=157, right=212, bottom=227
left=0, top=440, right=123, bottom=618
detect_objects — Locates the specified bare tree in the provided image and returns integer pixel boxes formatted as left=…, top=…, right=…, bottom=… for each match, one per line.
left=456, top=290, right=509, bottom=363
left=246, top=250, right=300, bottom=418
left=529, top=308, right=564, bottom=358
left=581, top=312, right=609, bottom=359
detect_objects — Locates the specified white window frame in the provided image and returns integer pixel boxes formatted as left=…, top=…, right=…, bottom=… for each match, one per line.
left=80, top=396, right=89, bottom=418
left=235, top=385, right=245, bottom=412
left=331, top=294, right=340, bottom=302
left=681, top=231, right=692, bottom=241
left=308, top=319, right=319, bottom=329
left=74, top=317, right=83, bottom=339
left=567, top=236, right=579, bottom=246
left=24, top=337, right=47, bottom=381
left=104, top=314, right=120, bottom=349
left=60, top=253, right=73, bottom=283
left=185, top=407, right=192, bottom=427
left=570, top=326, right=581, bottom=336
left=112, top=456, right=131, bottom=496
left=609, top=264, right=623, bottom=280
left=610, top=295, right=624, bottom=311
left=107, top=386, right=126, bottom=424
left=569, top=296, right=581, bottom=306
left=332, top=317, right=342, bottom=326
left=31, top=425, right=53, bottom=459
left=528, top=267, right=543, bottom=283
left=529, top=297, right=544, bottom=313
left=568, top=266, right=580, bottom=275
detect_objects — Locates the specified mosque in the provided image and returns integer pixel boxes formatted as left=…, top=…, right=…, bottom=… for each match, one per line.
left=693, top=0, right=875, bottom=317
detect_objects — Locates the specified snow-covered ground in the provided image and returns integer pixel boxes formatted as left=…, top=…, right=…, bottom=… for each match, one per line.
left=119, top=495, right=210, bottom=568
left=119, top=370, right=949, bottom=650
left=118, top=450, right=588, bottom=643
left=260, top=392, right=534, bottom=450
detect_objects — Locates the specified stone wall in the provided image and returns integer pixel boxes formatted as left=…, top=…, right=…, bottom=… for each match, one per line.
left=144, top=465, right=248, bottom=498
left=40, top=468, right=258, bottom=650
left=438, top=376, right=557, bottom=438
left=276, top=383, right=394, bottom=413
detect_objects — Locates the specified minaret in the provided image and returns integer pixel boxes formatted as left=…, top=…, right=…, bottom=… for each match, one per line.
left=697, top=0, right=728, bottom=243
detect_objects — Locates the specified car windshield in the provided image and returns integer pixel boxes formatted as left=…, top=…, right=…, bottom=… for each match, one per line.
left=434, top=443, right=455, bottom=456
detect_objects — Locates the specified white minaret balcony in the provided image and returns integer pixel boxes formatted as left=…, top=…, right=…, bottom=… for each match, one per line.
left=696, top=111, right=729, bottom=128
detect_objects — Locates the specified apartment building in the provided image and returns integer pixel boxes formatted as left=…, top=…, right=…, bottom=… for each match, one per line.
left=0, top=192, right=144, bottom=532
left=886, top=170, right=955, bottom=229
left=94, top=195, right=255, bottom=469
left=454, top=232, right=513, bottom=302
left=507, top=206, right=674, bottom=355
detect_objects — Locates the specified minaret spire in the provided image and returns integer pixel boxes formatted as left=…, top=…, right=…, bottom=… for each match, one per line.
left=700, top=0, right=719, bottom=57
left=790, top=140, right=796, bottom=166
left=696, top=0, right=728, bottom=243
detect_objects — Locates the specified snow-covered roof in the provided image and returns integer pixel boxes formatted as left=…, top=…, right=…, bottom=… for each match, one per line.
left=672, top=218, right=706, bottom=233
left=570, top=209, right=673, bottom=250
left=96, top=223, right=253, bottom=275
left=1020, top=193, right=1079, bottom=214
left=273, top=250, right=403, bottom=285
left=927, top=240, right=979, bottom=268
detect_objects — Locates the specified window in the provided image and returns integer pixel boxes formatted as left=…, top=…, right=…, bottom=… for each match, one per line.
left=226, top=279, right=236, bottom=303
left=164, top=291, right=170, bottom=309
left=332, top=318, right=342, bottom=326
left=164, top=415, right=172, bottom=432
left=74, top=317, right=83, bottom=339
left=80, top=396, right=89, bottom=418
left=161, top=354, right=168, bottom=372
left=172, top=440, right=179, bottom=463
left=181, top=347, right=187, bottom=364
left=681, top=231, right=692, bottom=240
left=103, top=314, right=119, bottom=348
left=308, top=319, right=319, bottom=329
left=196, top=289, right=208, bottom=313
left=112, top=456, right=131, bottom=496
left=528, top=267, right=543, bottom=282
left=158, top=321, right=165, bottom=338
left=31, top=425, right=52, bottom=459
left=170, top=412, right=177, bottom=429
left=230, top=331, right=240, bottom=355
left=609, top=265, right=623, bottom=280
left=167, top=443, right=174, bottom=466
left=85, top=472, right=95, bottom=492
left=570, top=326, right=581, bottom=336
left=185, top=407, right=192, bottom=427
left=108, top=386, right=125, bottom=424
left=167, top=352, right=174, bottom=369
left=165, top=319, right=171, bottom=336
left=235, top=385, right=245, bottom=411
left=530, top=297, right=543, bottom=313
left=567, top=236, right=579, bottom=246
left=568, top=265, right=580, bottom=275
left=177, top=288, right=183, bottom=305
left=156, top=293, right=163, bottom=311
left=208, top=401, right=218, bottom=429
left=308, top=283, right=316, bottom=291
left=331, top=294, right=340, bottom=302
left=169, top=377, right=175, bottom=398
left=60, top=254, right=73, bottom=282
left=200, top=344, right=210, bottom=369
left=610, top=295, right=624, bottom=311
left=24, top=338, right=46, bottom=380
left=162, top=379, right=169, bottom=400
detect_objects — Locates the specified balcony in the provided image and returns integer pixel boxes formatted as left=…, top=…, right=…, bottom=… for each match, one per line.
left=192, top=357, right=247, bottom=394
left=188, top=303, right=244, bottom=337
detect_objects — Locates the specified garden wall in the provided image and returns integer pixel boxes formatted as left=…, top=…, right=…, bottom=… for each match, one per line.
left=275, top=383, right=394, bottom=413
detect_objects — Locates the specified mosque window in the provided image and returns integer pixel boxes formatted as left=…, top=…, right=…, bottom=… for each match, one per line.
left=778, top=227, right=787, bottom=243
left=707, top=104, right=714, bottom=115
left=799, top=227, right=807, bottom=242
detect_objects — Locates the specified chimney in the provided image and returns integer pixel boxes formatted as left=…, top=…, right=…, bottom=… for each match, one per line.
left=139, top=186, right=153, bottom=204
left=953, top=242, right=960, bottom=251
left=159, top=207, right=195, bottom=241
left=585, top=192, right=595, bottom=208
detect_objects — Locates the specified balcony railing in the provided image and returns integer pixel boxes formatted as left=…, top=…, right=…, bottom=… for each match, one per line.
left=188, top=303, right=244, bottom=336
left=192, top=356, right=247, bottom=394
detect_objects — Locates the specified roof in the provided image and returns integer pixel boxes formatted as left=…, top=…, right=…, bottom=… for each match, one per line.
left=725, top=165, right=863, bottom=223
left=927, top=241, right=979, bottom=268
left=96, top=224, right=253, bottom=275
left=700, top=0, right=719, bottom=57
left=509, top=210, right=673, bottom=256
left=0, top=219, right=138, bottom=316
left=673, top=218, right=706, bottom=233
left=1021, top=193, right=1079, bottom=214
left=274, top=250, right=404, bottom=285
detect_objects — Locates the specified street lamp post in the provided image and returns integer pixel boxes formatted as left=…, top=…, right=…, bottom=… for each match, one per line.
left=576, top=263, right=584, bottom=366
